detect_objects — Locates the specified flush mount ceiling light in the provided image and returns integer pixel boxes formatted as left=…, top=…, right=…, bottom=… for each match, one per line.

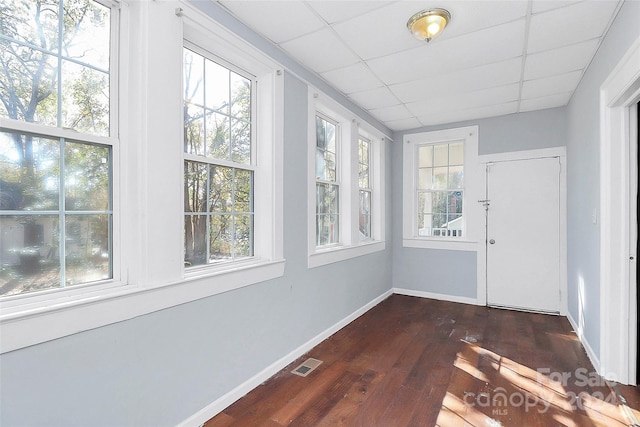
left=407, top=8, right=451, bottom=42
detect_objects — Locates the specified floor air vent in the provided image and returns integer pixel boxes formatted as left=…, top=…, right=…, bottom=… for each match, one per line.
left=291, top=358, right=323, bottom=377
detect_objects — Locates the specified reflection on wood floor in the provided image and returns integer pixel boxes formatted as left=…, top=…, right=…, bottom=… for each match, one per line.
left=205, top=295, right=640, bottom=426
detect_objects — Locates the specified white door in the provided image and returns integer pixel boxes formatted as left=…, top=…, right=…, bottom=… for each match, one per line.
left=486, top=157, right=561, bottom=313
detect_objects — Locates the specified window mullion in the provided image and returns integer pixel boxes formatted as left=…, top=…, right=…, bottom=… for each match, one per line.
left=59, top=138, right=66, bottom=288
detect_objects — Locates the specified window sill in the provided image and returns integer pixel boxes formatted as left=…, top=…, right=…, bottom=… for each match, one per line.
left=403, top=238, right=479, bottom=251
left=0, top=259, right=285, bottom=354
left=308, top=241, right=385, bottom=268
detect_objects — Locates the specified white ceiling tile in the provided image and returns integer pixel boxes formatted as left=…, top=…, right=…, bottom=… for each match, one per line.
left=439, top=0, right=529, bottom=39
left=369, top=104, right=412, bottom=122
left=528, top=1, right=619, bottom=53
left=531, top=1, right=582, bottom=14
left=367, top=19, right=525, bottom=85
left=280, top=28, right=361, bottom=73
left=519, top=92, right=572, bottom=112
left=320, top=63, right=384, bottom=95
left=219, top=1, right=326, bottom=44
left=406, top=84, right=520, bottom=117
left=383, top=117, right=422, bottom=131
left=306, top=1, right=392, bottom=24
left=418, top=101, right=519, bottom=126
left=331, top=2, right=425, bottom=61
left=348, top=87, right=399, bottom=110
left=524, top=39, right=598, bottom=80
left=389, top=57, right=522, bottom=103
left=521, top=70, right=582, bottom=99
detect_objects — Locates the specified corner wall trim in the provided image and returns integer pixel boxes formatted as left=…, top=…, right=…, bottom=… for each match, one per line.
left=393, top=288, right=478, bottom=306
left=178, top=288, right=393, bottom=427
left=567, top=311, right=601, bottom=375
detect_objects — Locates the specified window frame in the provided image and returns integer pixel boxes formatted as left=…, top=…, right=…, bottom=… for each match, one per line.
left=402, top=125, right=480, bottom=251
left=0, top=0, right=123, bottom=306
left=358, top=136, right=373, bottom=241
left=181, top=17, right=284, bottom=282
left=182, top=42, right=258, bottom=270
left=307, top=88, right=386, bottom=268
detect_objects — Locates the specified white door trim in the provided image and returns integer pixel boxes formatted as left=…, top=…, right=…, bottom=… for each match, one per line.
left=479, top=147, right=567, bottom=315
left=599, top=35, right=640, bottom=384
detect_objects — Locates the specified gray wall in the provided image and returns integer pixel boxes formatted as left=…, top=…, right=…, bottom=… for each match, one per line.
left=391, top=108, right=568, bottom=298
left=0, top=74, right=393, bottom=427
left=566, top=0, right=640, bottom=358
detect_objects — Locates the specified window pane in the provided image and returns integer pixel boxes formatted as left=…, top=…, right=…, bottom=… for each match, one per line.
left=316, top=148, right=326, bottom=180
left=316, top=183, right=338, bottom=215
left=449, top=142, right=464, bottom=166
left=61, top=61, right=110, bottom=136
left=324, top=151, right=336, bottom=182
left=184, top=161, right=207, bottom=213
left=63, top=0, right=110, bottom=70
left=0, top=43, right=58, bottom=126
left=327, top=214, right=339, bottom=244
left=65, top=142, right=110, bottom=211
left=1, top=0, right=111, bottom=135
left=183, top=48, right=204, bottom=106
left=418, top=168, right=432, bottom=190
left=234, top=169, right=252, bottom=213
left=65, top=214, right=110, bottom=285
left=184, top=215, right=206, bottom=267
left=359, top=163, right=369, bottom=189
left=433, top=144, right=448, bottom=167
left=0, top=215, right=60, bottom=297
left=209, top=165, right=232, bottom=213
left=325, top=121, right=336, bottom=154
left=230, top=72, right=250, bottom=120
left=206, top=111, right=230, bottom=160
left=234, top=214, right=253, bottom=258
left=417, top=192, right=430, bottom=217
left=231, top=119, right=251, bottom=164
left=1, top=1, right=59, bottom=50
left=418, top=145, right=433, bottom=168
left=316, top=116, right=326, bottom=150
left=449, top=165, right=464, bottom=189
left=359, top=139, right=369, bottom=164
left=0, top=132, right=60, bottom=211
left=448, top=190, right=463, bottom=215
left=432, top=167, right=448, bottom=189
left=359, top=190, right=371, bottom=239
left=205, top=59, right=229, bottom=113
left=184, top=103, right=205, bottom=155
left=316, top=214, right=328, bottom=246
left=210, top=214, right=232, bottom=261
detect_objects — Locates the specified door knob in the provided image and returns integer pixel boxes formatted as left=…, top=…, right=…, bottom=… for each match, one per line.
left=489, top=239, right=495, bottom=244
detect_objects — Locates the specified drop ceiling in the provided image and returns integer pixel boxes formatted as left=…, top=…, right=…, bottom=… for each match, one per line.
left=217, top=0, right=623, bottom=131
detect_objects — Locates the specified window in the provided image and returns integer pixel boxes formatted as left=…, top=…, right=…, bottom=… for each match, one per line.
left=358, top=137, right=372, bottom=240
left=308, top=89, right=386, bottom=267
left=315, top=114, right=339, bottom=246
left=183, top=46, right=255, bottom=267
left=403, top=126, right=480, bottom=250
left=0, top=0, right=116, bottom=297
left=416, top=141, right=464, bottom=237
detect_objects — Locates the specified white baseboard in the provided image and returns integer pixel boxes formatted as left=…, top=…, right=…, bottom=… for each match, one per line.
left=178, top=289, right=393, bottom=427
left=567, top=311, right=601, bottom=374
left=393, top=287, right=478, bottom=306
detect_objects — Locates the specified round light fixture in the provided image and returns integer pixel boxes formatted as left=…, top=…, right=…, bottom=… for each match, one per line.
left=407, top=8, right=451, bottom=42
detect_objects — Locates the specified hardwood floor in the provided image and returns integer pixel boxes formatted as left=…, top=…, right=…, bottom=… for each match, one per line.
left=204, top=295, right=640, bottom=426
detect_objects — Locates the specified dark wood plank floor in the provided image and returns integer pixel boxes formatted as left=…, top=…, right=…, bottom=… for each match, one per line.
left=205, top=295, right=640, bottom=426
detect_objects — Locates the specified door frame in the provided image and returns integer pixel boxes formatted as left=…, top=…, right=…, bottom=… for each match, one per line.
left=599, top=35, right=640, bottom=385
left=478, top=147, right=568, bottom=315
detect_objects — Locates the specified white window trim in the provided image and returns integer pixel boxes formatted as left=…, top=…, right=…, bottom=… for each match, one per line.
left=402, top=126, right=480, bottom=251
left=307, top=89, right=386, bottom=268
left=0, top=1, right=285, bottom=354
